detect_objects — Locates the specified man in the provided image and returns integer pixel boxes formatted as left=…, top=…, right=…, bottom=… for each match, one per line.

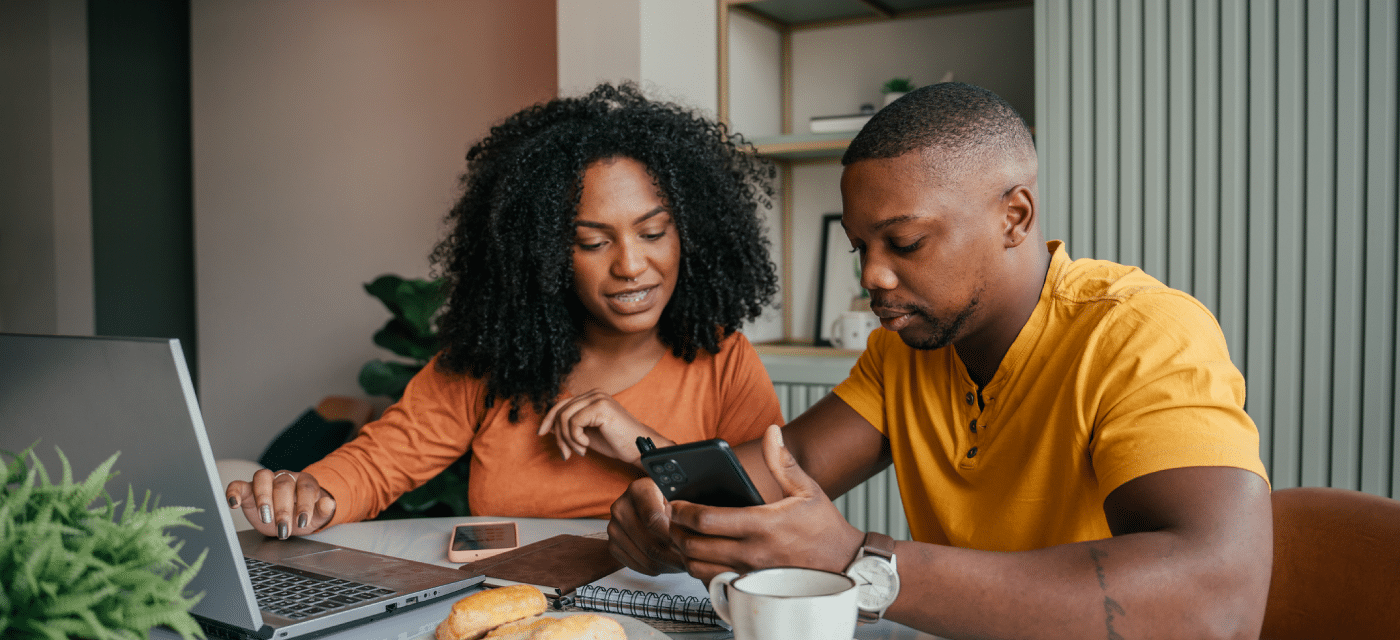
left=608, top=83, right=1272, bottom=640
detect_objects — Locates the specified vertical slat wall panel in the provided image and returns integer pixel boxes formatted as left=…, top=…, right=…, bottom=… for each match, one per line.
left=1191, top=0, right=1219, bottom=315
left=1362, top=1, right=1398, bottom=496
left=1272, top=0, right=1306, bottom=489
left=1035, top=0, right=1400, bottom=497
left=1166, top=0, right=1193, bottom=290
left=1094, top=0, right=1119, bottom=261
left=1218, top=0, right=1247, bottom=373
left=771, top=381, right=907, bottom=538
left=1331, top=2, right=1365, bottom=488
left=1117, top=1, right=1143, bottom=269
left=1244, top=0, right=1277, bottom=472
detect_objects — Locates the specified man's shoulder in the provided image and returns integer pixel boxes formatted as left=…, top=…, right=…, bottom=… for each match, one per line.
left=1049, top=257, right=1208, bottom=315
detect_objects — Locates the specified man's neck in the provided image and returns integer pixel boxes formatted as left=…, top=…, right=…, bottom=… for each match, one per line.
left=956, top=243, right=1053, bottom=387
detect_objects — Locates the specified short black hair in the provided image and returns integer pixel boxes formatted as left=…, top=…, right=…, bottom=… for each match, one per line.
left=429, top=82, right=779, bottom=420
left=842, top=82, right=1034, bottom=170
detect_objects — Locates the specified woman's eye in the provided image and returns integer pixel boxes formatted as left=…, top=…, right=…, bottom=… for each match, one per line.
left=641, top=230, right=667, bottom=241
left=576, top=239, right=606, bottom=251
left=890, top=239, right=921, bottom=254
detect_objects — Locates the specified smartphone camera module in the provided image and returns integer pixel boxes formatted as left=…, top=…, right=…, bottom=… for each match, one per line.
left=649, top=460, right=688, bottom=487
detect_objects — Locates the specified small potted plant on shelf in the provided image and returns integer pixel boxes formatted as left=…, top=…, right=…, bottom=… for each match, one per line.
left=881, top=77, right=917, bottom=107
left=1, top=444, right=206, bottom=639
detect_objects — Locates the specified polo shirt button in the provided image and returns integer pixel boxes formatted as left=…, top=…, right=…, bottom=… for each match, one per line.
left=967, top=447, right=978, bottom=458
left=969, top=420, right=977, bottom=433
left=965, top=392, right=975, bottom=405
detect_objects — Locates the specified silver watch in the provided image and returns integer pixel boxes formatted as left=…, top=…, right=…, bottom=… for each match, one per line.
left=845, top=531, right=900, bottom=623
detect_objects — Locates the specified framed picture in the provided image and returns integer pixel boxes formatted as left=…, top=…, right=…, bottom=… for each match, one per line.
left=813, top=212, right=865, bottom=346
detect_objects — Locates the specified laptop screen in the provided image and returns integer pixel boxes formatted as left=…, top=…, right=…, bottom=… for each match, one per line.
left=0, top=334, right=263, bottom=631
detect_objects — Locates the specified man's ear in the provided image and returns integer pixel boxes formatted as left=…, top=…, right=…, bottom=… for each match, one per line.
left=1001, top=185, right=1036, bottom=248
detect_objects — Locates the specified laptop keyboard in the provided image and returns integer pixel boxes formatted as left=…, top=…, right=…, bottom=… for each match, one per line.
left=245, top=557, right=397, bottom=620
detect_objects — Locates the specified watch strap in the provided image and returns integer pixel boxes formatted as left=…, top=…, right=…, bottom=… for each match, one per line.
left=852, top=531, right=898, bottom=623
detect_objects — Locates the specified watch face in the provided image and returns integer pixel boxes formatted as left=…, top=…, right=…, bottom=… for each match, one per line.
left=848, top=556, right=899, bottom=609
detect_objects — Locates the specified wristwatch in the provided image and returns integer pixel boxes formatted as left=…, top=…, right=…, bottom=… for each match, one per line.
left=845, top=531, right=900, bottom=623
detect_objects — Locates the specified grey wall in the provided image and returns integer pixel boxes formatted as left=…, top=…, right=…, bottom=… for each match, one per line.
left=1036, top=0, right=1399, bottom=496
left=88, top=0, right=198, bottom=378
left=1, top=1, right=61, bottom=334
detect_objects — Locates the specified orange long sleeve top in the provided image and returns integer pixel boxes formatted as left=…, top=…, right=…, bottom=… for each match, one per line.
left=305, top=332, right=782, bottom=524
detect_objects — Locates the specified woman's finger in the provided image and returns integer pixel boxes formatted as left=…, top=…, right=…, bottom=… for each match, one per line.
left=251, top=468, right=276, bottom=526
left=292, top=473, right=321, bottom=533
left=271, top=470, right=298, bottom=539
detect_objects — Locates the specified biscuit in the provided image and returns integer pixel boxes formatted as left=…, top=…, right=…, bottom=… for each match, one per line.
left=435, top=585, right=549, bottom=640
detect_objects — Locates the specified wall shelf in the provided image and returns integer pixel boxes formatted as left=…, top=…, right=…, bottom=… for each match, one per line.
left=748, top=133, right=853, bottom=160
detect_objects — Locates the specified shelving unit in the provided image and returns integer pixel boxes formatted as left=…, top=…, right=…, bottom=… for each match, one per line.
left=717, top=0, right=1034, bottom=347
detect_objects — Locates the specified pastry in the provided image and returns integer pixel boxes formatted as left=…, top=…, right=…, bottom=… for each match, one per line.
left=527, top=614, right=626, bottom=640
left=435, top=585, right=549, bottom=640
left=483, top=615, right=554, bottom=639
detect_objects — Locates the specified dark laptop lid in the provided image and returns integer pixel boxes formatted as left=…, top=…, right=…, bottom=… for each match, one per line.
left=0, top=334, right=267, bottom=632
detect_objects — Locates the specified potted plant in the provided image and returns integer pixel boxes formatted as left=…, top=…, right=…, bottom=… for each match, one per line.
left=1, top=444, right=206, bottom=639
left=881, top=77, right=916, bottom=106
left=356, top=275, right=471, bottom=519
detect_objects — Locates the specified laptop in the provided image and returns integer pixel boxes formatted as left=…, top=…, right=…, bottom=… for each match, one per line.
left=0, top=334, right=482, bottom=639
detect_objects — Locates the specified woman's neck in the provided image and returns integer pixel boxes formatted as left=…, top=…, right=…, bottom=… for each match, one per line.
left=567, top=326, right=668, bottom=396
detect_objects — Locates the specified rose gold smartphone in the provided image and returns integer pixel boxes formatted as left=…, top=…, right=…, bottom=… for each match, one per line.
left=446, top=520, right=519, bottom=563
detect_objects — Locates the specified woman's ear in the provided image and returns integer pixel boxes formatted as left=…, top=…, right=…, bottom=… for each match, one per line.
left=1002, top=184, right=1037, bottom=248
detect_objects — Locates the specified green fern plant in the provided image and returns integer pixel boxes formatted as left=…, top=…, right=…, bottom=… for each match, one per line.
left=1, top=444, right=207, bottom=640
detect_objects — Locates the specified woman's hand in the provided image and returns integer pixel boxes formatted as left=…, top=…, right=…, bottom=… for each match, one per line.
left=226, top=468, right=336, bottom=540
left=537, top=389, right=674, bottom=466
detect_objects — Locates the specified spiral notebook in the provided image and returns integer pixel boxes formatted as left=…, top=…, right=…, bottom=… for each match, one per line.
left=569, top=567, right=721, bottom=628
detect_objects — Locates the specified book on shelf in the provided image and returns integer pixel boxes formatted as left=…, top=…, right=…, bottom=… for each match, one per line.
left=809, top=113, right=872, bottom=134
left=809, top=105, right=876, bottom=134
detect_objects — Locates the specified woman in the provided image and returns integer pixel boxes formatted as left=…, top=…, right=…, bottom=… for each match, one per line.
left=226, top=82, right=783, bottom=539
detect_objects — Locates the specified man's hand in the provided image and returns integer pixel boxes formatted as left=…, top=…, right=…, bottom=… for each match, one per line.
left=608, top=475, right=687, bottom=575
left=538, top=389, right=672, bottom=466
left=226, top=468, right=336, bottom=539
left=668, top=425, right=864, bottom=583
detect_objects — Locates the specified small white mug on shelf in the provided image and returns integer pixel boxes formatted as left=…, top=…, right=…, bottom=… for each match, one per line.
left=708, top=567, right=859, bottom=640
left=830, top=311, right=881, bottom=350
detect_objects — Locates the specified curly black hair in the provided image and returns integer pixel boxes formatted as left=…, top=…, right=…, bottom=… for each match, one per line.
left=429, top=82, right=780, bottom=421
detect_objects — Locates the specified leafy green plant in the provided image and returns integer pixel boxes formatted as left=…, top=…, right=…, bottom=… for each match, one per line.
left=1, top=444, right=206, bottom=640
left=358, top=275, right=447, bottom=399
left=881, top=77, right=916, bottom=93
left=356, top=275, right=470, bottom=519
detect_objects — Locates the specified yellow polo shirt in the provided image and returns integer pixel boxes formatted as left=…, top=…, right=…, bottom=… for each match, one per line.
left=834, top=241, right=1268, bottom=551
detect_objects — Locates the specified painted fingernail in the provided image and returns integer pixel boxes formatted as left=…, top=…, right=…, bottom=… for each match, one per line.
left=260, top=505, right=272, bottom=524
left=297, top=513, right=308, bottom=529
left=227, top=496, right=238, bottom=508
left=278, top=522, right=289, bottom=539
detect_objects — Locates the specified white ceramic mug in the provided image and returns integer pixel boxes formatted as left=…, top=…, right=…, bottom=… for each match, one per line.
left=708, top=567, right=859, bottom=640
left=830, top=311, right=881, bottom=349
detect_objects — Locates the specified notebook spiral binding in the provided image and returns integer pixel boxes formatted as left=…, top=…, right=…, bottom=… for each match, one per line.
left=571, top=584, right=719, bottom=626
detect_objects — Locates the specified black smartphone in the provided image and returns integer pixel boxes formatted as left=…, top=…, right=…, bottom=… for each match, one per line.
left=637, top=437, right=764, bottom=507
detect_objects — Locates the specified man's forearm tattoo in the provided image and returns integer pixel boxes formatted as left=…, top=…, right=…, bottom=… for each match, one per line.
left=1088, top=546, right=1126, bottom=640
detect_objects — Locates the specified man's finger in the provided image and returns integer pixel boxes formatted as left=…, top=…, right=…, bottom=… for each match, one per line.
left=761, top=424, right=820, bottom=500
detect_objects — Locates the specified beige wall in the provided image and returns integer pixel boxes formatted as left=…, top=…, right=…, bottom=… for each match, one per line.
left=0, top=0, right=91, bottom=337
left=192, top=0, right=556, bottom=460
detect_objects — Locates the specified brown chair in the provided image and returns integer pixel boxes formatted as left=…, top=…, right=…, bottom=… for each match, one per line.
left=1260, top=486, right=1400, bottom=640
left=314, top=395, right=375, bottom=440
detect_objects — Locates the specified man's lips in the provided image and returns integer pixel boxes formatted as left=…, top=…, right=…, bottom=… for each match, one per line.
left=871, top=305, right=918, bottom=331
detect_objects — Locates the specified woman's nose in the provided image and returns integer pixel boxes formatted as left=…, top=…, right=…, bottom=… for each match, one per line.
left=612, top=242, right=647, bottom=280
